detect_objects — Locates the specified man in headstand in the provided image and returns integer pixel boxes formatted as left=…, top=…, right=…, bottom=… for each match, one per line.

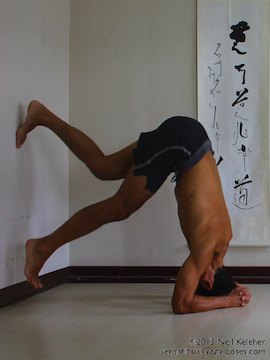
left=16, top=101, right=251, bottom=313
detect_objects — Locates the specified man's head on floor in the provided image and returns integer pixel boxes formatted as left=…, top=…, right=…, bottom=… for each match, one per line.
left=197, top=266, right=235, bottom=296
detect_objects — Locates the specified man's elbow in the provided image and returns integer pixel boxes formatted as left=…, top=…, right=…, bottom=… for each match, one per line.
left=171, top=299, right=190, bottom=314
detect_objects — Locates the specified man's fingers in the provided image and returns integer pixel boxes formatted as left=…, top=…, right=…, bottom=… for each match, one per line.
left=240, top=293, right=251, bottom=305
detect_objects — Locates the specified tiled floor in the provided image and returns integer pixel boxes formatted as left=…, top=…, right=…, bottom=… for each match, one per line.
left=0, top=283, right=269, bottom=359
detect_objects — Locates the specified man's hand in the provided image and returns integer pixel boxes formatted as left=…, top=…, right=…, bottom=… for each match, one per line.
left=225, top=282, right=251, bottom=308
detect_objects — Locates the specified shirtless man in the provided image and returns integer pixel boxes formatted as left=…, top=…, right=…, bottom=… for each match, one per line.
left=16, top=101, right=251, bottom=313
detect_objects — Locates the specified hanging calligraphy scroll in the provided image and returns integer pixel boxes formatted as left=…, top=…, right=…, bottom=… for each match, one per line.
left=197, top=0, right=270, bottom=245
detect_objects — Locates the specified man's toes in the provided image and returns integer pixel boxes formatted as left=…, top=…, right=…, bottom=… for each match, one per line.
left=32, top=277, right=43, bottom=289
left=16, top=127, right=26, bottom=148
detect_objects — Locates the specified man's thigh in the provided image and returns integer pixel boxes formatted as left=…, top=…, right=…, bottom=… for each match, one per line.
left=102, top=141, right=138, bottom=180
left=114, top=166, right=154, bottom=213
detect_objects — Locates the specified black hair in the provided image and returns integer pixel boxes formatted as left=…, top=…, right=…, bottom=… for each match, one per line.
left=196, top=266, right=235, bottom=297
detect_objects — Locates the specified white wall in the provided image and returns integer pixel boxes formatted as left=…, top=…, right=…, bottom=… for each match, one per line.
left=69, top=0, right=197, bottom=267
left=0, top=0, right=70, bottom=289
left=69, top=0, right=270, bottom=267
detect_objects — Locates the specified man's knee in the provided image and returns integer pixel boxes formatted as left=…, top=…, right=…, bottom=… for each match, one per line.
left=110, top=197, right=138, bottom=221
left=86, top=159, right=108, bottom=180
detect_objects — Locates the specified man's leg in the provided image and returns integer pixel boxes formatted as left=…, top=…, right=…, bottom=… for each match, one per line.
left=25, top=167, right=154, bottom=289
left=16, top=101, right=136, bottom=180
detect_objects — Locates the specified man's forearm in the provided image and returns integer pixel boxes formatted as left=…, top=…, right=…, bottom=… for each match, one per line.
left=172, top=289, right=250, bottom=314
left=172, top=294, right=229, bottom=314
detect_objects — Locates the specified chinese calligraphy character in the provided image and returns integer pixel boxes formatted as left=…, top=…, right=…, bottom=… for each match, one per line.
left=230, top=21, right=250, bottom=55
left=234, top=64, right=246, bottom=85
left=237, top=144, right=251, bottom=172
left=233, top=121, right=248, bottom=146
left=232, top=88, right=249, bottom=107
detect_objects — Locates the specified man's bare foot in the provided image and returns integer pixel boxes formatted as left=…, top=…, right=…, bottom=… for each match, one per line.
left=16, top=101, right=47, bottom=149
left=25, top=239, right=49, bottom=289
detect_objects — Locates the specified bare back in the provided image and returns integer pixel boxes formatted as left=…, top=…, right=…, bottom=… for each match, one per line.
left=175, top=151, right=232, bottom=252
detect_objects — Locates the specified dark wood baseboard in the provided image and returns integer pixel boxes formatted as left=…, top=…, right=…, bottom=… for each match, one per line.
left=226, top=266, right=270, bottom=284
left=67, top=266, right=270, bottom=284
left=0, top=267, right=69, bottom=309
left=1, top=266, right=270, bottom=308
left=67, top=266, right=178, bottom=283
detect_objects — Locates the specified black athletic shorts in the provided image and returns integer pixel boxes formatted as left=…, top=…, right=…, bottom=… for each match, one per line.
left=132, top=116, right=213, bottom=192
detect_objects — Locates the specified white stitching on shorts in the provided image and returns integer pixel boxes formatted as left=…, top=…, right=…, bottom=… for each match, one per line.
left=134, top=146, right=191, bottom=170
